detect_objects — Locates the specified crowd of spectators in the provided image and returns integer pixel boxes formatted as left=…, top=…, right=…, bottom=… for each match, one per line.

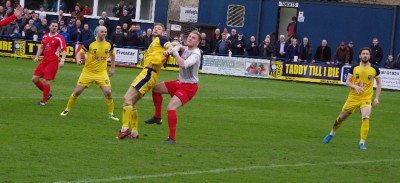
left=0, top=0, right=399, bottom=69
left=193, top=27, right=400, bottom=69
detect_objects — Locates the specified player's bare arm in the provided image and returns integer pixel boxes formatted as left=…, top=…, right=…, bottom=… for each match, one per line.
left=345, top=74, right=364, bottom=94
left=108, top=52, right=116, bottom=77
left=34, top=45, right=44, bottom=62
left=373, top=76, right=382, bottom=107
left=58, top=51, right=67, bottom=67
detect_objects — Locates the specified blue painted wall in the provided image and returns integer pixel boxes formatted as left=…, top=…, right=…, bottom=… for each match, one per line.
left=198, top=0, right=399, bottom=63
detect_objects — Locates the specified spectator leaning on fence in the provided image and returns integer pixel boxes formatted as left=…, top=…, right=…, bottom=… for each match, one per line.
left=298, top=37, right=312, bottom=62
left=370, top=37, right=383, bottom=66
left=314, top=39, right=332, bottom=64
left=333, top=41, right=350, bottom=66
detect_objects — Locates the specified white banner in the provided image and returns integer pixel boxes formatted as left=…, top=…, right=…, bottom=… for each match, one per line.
left=180, top=6, right=198, bottom=22
left=202, top=55, right=270, bottom=78
left=341, top=65, right=400, bottom=90
left=115, top=48, right=138, bottom=64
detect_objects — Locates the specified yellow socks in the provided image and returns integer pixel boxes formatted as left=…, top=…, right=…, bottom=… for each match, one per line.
left=131, top=107, right=138, bottom=133
left=105, top=98, right=115, bottom=115
left=122, top=105, right=133, bottom=129
left=66, top=94, right=77, bottom=111
left=360, top=117, right=370, bottom=141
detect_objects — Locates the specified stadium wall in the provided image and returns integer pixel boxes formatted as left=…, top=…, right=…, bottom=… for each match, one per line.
left=198, top=0, right=400, bottom=63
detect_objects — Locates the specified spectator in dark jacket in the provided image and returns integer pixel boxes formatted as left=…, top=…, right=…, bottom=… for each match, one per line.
left=370, top=38, right=383, bottom=66
left=69, top=19, right=82, bottom=42
left=2, top=20, right=18, bottom=36
left=384, top=55, right=395, bottom=69
left=348, top=41, right=354, bottom=64
left=117, top=9, right=132, bottom=27
left=99, top=11, right=111, bottom=36
left=210, top=28, right=221, bottom=54
left=199, top=32, right=210, bottom=54
left=36, top=18, right=49, bottom=39
left=333, top=41, right=350, bottom=66
left=298, top=37, right=312, bottom=62
left=214, top=33, right=230, bottom=55
left=141, top=28, right=152, bottom=48
left=126, top=25, right=140, bottom=47
left=231, top=32, right=245, bottom=56
left=259, top=37, right=275, bottom=58
left=246, top=36, right=259, bottom=57
left=314, top=39, right=332, bottom=64
left=286, top=38, right=299, bottom=61
left=111, top=25, right=126, bottom=46
left=80, top=24, right=94, bottom=43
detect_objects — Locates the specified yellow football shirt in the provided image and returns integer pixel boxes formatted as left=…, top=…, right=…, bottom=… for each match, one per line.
left=81, top=38, right=114, bottom=73
left=143, top=36, right=170, bottom=73
left=348, top=63, right=380, bottom=100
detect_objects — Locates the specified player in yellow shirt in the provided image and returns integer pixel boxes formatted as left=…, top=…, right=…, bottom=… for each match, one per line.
left=60, top=26, right=119, bottom=121
left=116, top=23, right=172, bottom=139
left=323, top=47, right=382, bottom=150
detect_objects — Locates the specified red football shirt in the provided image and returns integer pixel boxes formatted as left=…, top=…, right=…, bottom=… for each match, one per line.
left=41, top=33, right=67, bottom=63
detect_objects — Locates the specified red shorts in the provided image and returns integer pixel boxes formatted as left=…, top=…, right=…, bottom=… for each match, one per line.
left=33, top=60, right=59, bottom=80
left=165, top=80, right=198, bottom=105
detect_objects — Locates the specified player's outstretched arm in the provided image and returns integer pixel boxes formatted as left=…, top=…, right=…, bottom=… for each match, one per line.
left=34, top=45, right=44, bottom=62
left=373, top=76, right=382, bottom=107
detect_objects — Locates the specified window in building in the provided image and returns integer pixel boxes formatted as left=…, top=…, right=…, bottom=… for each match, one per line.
left=139, top=0, right=154, bottom=21
left=98, top=0, right=136, bottom=18
left=226, top=5, right=245, bottom=27
left=24, top=0, right=94, bottom=13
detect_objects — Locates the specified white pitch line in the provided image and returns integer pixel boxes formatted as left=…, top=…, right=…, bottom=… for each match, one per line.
left=56, top=158, right=400, bottom=183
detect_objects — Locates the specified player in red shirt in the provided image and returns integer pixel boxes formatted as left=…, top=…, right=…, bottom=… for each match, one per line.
left=0, top=6, right=23, bottom=27
left=32, top=20, right=67, bottom=105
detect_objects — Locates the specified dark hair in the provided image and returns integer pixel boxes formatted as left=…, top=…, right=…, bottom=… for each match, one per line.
left=153, top=22, right=165, bottom=30
left=50, top=20, right=58, bottom=25
left=359, top=47, right=372, bottom=55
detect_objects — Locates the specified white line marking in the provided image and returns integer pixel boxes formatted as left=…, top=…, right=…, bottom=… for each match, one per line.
left=56, top=159, right=400, bottom=183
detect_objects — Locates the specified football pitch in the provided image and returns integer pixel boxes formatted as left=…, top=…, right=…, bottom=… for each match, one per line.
left=0, top=57, right=399, bottom=182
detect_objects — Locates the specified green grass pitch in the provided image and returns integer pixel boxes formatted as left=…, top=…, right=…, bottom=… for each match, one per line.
left=0, top=57, right=399, bottom=182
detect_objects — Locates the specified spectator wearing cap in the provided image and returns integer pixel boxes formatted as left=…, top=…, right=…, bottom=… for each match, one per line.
left=370, top=37, right=383, bottom=66
left=348, top=41, right=354, bottom=64
left=314, top=39, right=331, bottom=64
left=333, top=41, right=350, bottom=66
left=384, top=55, right=395, bottom=69
left=298, top=37, right=312, bottom=62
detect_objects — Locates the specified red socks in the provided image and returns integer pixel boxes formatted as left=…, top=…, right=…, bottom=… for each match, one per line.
left=42, top=84, right=51, bottom=103
left=152, top=92, right=163, bottom=119
left=167, top=110, right=177, bottom=140
left=34, top=81, right=44, bottom=91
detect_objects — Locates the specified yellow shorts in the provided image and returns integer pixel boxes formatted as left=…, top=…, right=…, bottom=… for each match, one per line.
left=342, top=98, right=371, bottom=113
left=131, top=67, right=159, bottom=97
left=77, top=71, right=111, bottom=87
